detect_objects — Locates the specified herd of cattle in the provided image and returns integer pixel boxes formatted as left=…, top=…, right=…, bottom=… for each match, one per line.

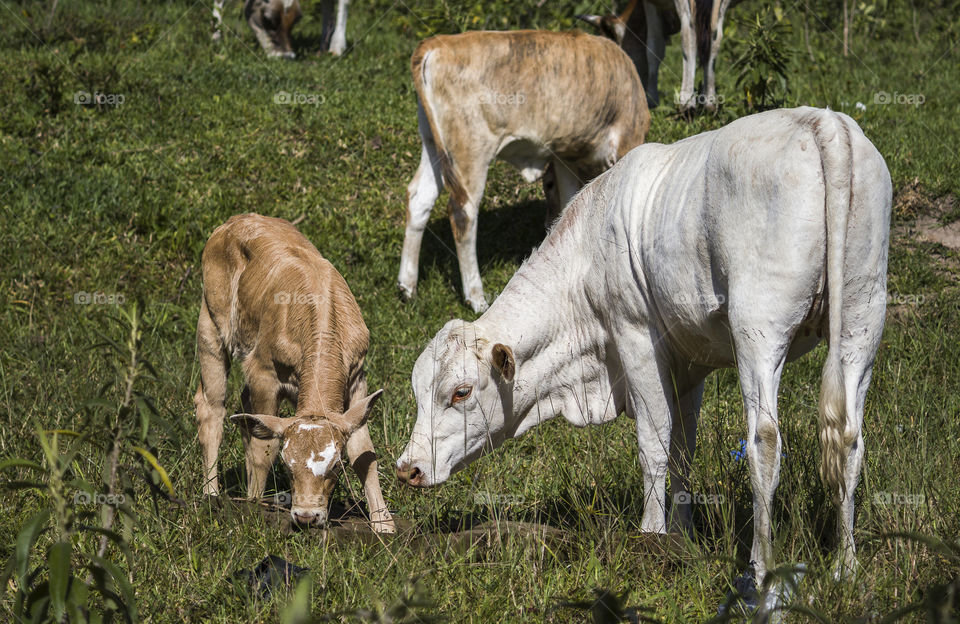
left=197, top=0, right=893, bottom=613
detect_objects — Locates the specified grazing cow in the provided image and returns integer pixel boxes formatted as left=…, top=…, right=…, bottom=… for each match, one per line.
left=397, top=30, right=650, bottom=313
left=580, top=0, right=746, bottom=112
left=195, top=213, right=394, bottom=532
left=397, top=108, right=891, bottom=600
left=212, top=0, right=349, bottom=59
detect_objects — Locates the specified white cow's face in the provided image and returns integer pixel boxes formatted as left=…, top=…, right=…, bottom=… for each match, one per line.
left=397, top=321, right=515, bottom=487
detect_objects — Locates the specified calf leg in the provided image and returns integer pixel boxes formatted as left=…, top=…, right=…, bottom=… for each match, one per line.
left=398, top=103, right=444, bottom=301
left=345, top=424, right=395, bottom=533
left=329, top=0, right=349, bottom=55
left=550, top=159, right=583, bottom=219
left=195, top=300, right=229, bottom=496
left=240, top=371, right=282, bottom=499
left=448, top=162, right=490, bottom=313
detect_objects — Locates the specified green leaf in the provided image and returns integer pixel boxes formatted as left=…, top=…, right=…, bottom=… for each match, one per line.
left=0, top=458, right=44, bottom=472
left=15, top=510, right=50, bottom=585
left=48, top=541, right=72, bottom=622
left=82, top=553, right=138, bottom=622
left=280, top=574, right=314, bottom=624
left=131, top=446, right=174, bottom=496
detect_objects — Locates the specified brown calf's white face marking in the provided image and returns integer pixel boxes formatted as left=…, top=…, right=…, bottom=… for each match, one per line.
left=231, top=389, right=384, bottom=527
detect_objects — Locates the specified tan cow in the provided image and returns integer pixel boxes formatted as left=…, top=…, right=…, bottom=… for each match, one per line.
left=397, top=29, right=650, bottom=313
left=194, top=213, right=394, bottom=532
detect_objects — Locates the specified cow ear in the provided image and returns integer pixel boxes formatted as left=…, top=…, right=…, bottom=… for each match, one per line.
left=491, top=343, right=515, bottom=382
left=337, top=389, right=384, bottom=436
left=230, top=413, right=289, bottom=440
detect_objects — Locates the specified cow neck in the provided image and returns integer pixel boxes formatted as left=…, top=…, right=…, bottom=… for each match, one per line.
left=479, top=206, right=609, bottom=435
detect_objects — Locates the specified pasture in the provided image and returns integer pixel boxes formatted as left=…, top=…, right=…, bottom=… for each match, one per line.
left=1, top=0, right=959, bottom=621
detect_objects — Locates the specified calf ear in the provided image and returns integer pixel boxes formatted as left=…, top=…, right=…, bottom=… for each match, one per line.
left=230, top=413, right=289, bottom=440
left=491, top=343, right=515, bottom=382
left=338, top=389, right=384, bottom=435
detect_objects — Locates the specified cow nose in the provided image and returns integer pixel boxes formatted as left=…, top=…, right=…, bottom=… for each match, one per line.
left=291, top=511, right=324, bottom=527
left=396, top=463, right=423, bottom=486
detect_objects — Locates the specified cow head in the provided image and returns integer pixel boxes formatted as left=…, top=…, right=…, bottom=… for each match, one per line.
left=231, top=389, right=383, bottom=526
left=396, top=321, right=516, bottom=487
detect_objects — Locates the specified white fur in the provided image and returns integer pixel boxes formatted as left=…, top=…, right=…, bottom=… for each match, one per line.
left=306, top=440, right=338, bottom=476
left=399, top=108, right=891, bottom=594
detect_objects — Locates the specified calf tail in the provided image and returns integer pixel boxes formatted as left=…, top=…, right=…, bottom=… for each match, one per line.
left=812, top=110, right=856, bottom=501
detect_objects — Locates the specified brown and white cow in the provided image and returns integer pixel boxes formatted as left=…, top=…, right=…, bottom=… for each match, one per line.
left=579, top=0, right=746, bottom=113
left=212, top=0, right=349, bottom=59
left=194, top=213, right=394, bottom=532
left=397, top=29, right=650, bottom=313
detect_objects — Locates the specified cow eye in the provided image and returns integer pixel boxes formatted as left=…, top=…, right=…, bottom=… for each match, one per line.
left=452, top=385, right=473, bottom=404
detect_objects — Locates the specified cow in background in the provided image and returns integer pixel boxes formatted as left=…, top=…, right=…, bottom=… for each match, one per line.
left=579, top=0, right=745, bottom=113
left=212, top=0, right=349, bottom=59
left=397, top=30, right=650, bottom=313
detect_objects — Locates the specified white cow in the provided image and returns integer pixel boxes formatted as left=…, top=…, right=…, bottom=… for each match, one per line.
left=397, top=108, right=891, bottom=601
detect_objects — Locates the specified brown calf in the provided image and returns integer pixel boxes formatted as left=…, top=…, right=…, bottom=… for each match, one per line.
left=194, top=213, right=394, bottom=532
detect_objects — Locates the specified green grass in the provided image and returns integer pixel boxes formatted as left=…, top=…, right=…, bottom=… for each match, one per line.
left=2, top=0, right=959, bottom=621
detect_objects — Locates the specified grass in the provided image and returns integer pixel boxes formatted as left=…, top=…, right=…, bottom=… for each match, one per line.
left=1, top=0, right=959, bottom=621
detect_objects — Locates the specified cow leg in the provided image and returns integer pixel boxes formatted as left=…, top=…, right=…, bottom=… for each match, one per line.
left=668, top=380, right=704, bottom=533
left=831, top=299, right=884, bottom=580
left=342, top=375, right=395, bottom=533
left=239, top=367, right=282, bottom=499
left=195, top=299, right=229, bottom=496
left=733, top=335, right=788, bottom=586
left=328, top=0, right=349, bottom=55
left=619, top=330, right=675, bottom=533
left=643, top=2, right=667, bottom=108
left=246, top=0, right=299, bottom=59
left=545, top=159, right=582, bottom=226
left=674, top=0, right=697, bottom=113
left=449, top=161, right=490, bottom=313
left=704, top=0, right=732, bottom=112
left=398, top=102, right=444, bottom=301
left=212, top=0, right=227, bottom=41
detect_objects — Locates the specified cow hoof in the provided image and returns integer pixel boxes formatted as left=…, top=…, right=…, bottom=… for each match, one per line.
left=267, top=50, right=296, bottom=60
left=397, top=281, right=416, bottom=302
left=466, top=297, right=489, bottom=314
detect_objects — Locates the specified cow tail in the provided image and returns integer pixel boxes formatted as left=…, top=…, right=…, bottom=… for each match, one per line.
left=813, top=110, right=855, bottom=502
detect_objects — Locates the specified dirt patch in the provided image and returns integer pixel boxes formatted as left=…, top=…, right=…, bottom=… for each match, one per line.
left=911, top=214, right=960, bottom=250
left=893, top=178, right=956, bottom=220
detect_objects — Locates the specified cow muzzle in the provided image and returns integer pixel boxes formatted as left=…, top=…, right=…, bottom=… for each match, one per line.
left=290, top=508, right=328, bottom=528
left=396, top=462, right=425, bottom=487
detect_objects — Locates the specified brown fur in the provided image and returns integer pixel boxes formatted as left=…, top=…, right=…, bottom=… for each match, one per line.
left=194, top=213, right=394, bottom=531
